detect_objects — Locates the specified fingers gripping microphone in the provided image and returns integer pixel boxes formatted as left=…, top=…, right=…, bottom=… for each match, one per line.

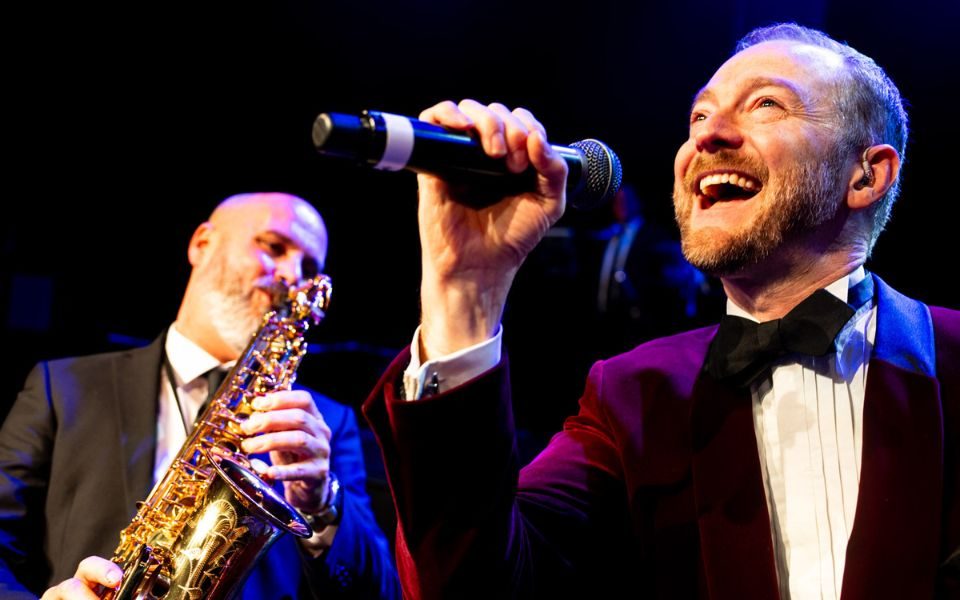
left=312, top=111, right=623, bottom=209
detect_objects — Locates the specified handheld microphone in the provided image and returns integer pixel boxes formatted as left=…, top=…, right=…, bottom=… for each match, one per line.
left=312, top=111, right=623, bottom=209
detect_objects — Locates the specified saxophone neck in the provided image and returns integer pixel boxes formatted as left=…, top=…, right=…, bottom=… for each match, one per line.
left=267, top=276, right=333, bottom=324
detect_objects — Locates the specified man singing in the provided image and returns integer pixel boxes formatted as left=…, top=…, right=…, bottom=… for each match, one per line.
left=365, top=24, right=958, bottom=599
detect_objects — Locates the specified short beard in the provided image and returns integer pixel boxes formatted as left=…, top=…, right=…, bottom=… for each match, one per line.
left=673, top=148, right=849, bottom=277
left=196, top=251, right=272, bottom=355
left=206, top=288, right=263, bottom=354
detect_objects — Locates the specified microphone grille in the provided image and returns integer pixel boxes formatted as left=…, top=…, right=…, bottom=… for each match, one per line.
left=569, top=139, right=623, bottom=209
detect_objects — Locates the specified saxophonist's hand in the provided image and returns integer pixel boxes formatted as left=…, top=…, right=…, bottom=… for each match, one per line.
left=240, top=390, right=334, bottom=513
left=41, top=556, right=122, bottom=599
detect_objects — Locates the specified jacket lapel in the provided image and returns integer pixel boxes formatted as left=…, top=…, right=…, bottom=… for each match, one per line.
left=840, top=276, right=942, bottom=600
left=111, top=334, right=165, bottom=513
left=690, top=368, right=780, bottom=599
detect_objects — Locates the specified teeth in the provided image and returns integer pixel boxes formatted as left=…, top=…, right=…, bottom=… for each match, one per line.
left=697, top=172, right=761, bottom=195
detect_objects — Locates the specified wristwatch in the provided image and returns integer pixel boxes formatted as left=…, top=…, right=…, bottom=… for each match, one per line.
left=302, top=472, right=343, bottom=530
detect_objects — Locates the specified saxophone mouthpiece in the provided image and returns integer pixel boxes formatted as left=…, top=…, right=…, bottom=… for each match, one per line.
left=266, top=279, right=291, bottom=309
left=288, top=276, right=333, bottom=324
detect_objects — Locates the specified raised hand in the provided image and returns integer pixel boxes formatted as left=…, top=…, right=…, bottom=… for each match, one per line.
left=416, top=100, right=568, bottom=359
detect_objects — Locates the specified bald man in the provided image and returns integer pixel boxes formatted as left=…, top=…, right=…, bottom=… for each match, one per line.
left=0, top=193, right=400, bottom=599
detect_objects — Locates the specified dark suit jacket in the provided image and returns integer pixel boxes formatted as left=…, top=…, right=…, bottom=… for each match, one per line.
left=0, top=335, right=400, bottom=600
left=364, top=275, right=959, bottom=599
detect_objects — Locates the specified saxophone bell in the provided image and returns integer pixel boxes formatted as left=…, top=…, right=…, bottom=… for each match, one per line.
left=107, top=453, right=311, bottom=600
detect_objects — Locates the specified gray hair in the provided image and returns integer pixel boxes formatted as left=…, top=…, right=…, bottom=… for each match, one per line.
left=736, top=23, right=908, bottom=253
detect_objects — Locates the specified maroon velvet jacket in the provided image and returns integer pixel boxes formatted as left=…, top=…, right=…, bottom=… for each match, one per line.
left=365, top=275, right=959, bottom=599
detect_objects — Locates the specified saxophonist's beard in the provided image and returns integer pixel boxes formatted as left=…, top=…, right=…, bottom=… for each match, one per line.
left=207, top=287, right=265, bottom=355
left=198, top=257, right=275, bottom=355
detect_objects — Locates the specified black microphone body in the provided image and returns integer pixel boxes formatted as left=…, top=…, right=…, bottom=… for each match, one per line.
left=312, top=111, right=622, bottom=209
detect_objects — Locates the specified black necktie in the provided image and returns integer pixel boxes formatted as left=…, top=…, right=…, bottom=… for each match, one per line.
left=204, top=367, right=228, bottom=405
left=195, top=367, right=228, bottom=426
left=703, top=289, right=856, bottom=389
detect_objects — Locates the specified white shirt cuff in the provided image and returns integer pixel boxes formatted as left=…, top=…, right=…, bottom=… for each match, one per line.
left=402, top=325, right=503, bottom=400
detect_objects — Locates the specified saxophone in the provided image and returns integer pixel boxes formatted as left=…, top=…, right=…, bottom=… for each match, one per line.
left=102, top=275, right=333, bottom=600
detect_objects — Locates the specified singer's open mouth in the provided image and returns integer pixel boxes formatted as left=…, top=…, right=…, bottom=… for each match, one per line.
left=696, top=170, right=762, bottom=204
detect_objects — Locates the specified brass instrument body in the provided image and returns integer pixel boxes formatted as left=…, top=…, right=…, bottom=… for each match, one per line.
left=104, top=276, right=332, bottom=600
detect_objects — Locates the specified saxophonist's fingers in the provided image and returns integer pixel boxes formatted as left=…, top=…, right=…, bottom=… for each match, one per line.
left=42, top=556, right=121, bottom=599
left=272, top=458, right=333, bottom=513
left=241, top=429, right=329, bottom=460
left=265, top=458, right=329, bottom=483
left=241, top=407, right=331, bottom=441
left=76, top=557, right=122, bottom=591
left=252, top=390, right=322, bottom=417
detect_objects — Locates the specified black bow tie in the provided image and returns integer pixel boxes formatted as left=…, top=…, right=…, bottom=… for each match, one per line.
left=703, top=289, right=856, bottom=389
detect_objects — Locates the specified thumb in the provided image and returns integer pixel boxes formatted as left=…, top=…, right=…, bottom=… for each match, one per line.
left=528, top=130, right=567, bottom=219
left=76, top=556, right=123, bottom=588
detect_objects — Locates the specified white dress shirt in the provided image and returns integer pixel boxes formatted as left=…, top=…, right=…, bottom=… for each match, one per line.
left=404, top=267, right=876, bottom=600
left=156, top=324, right=224, bottom=483
left=742, top=267, right=876, bottom=600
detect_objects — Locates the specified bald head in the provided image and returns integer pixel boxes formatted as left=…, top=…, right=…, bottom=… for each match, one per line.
left=209, top=193, right=328, bottom=267
left=177, top=192, right=328, bottom=360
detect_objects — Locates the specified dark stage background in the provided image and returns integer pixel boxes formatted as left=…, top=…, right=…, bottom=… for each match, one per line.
left=4, top=0, right=958, bottom=521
